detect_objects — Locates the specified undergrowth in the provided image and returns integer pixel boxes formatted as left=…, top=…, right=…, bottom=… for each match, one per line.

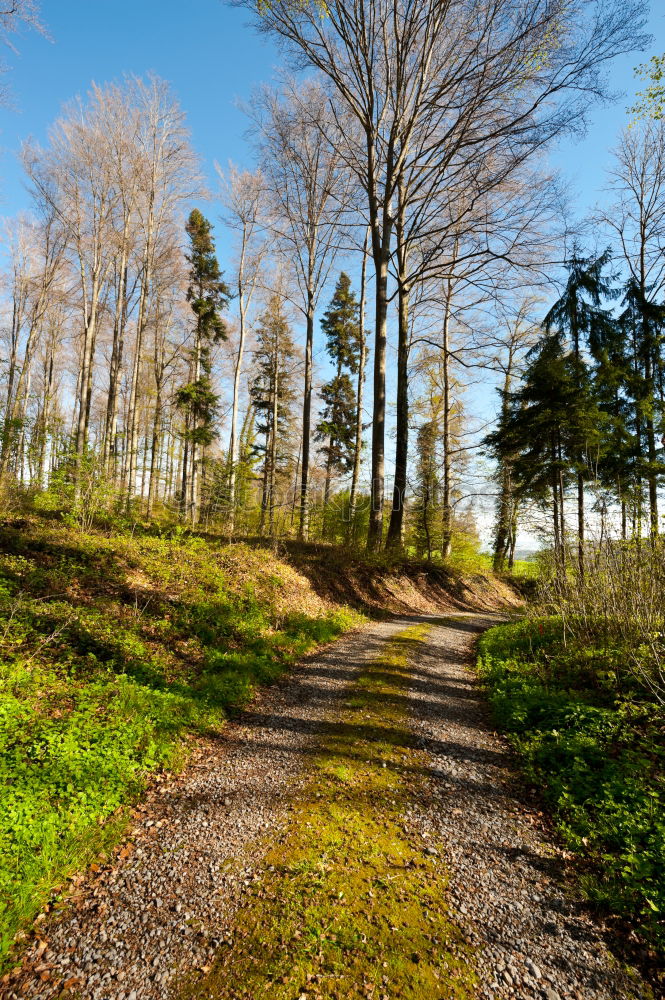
left=477, top=617, right=665, bottom=960
left=182, top=625, right=477, bottom=1000
left=0, top=516, right=362, bottom=965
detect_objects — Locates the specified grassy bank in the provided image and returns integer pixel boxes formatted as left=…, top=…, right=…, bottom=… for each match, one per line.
left=183, top=626, right=477, bottom=1000
left=0, top=516, right=362, bottom=963
left=477, top=617, right=665, bottom=960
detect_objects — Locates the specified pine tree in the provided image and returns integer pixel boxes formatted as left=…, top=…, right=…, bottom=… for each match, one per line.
left=619, top=279, right=665, bottom=537
left=316, top=273, right=362, bottom=512
left=412, top=419, right=440, bottom=560
left=587, top=305, right=636, bottom=537
left=543, top=249, right=615, bottom=572
left=176, top=209, right=230, bottom=523
left=250, top=292, right=298, bottom=536
left=486, top=334, right=605, bottom=568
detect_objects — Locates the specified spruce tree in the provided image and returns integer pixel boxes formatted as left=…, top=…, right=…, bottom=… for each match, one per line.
left=315, top=273, right=361, bottom=510
left=588, top=305, right=636, bottom=537
left=543, top=249, right=615, bottom=572
left=486, top=334, right=605, bottom=569
left=250, top=292, right=297, bottom=536
left=619, top=279, right=665, bottom=536
left=412, top=419, right=440, bottom=560
left=176, top=209, right=230, bottom=523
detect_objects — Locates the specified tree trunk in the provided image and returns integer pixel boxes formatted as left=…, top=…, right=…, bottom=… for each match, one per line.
left=551, top=434, right=561, bottom=563
left=0, top=293, right=25, bottom=478
left=298, top=293, right=315, bottom=541
left=348, top=228, right=369, bottom=544
left=367, top=242, right=389, bottom=551
left=441, top=282, right=453, bottom=560
left=103, top=253, right=129, bottom=477
left=387, top=188, right=409, bottom=550
left=269, top=336, right=279, bottom=536
left=75, top=269, right=102, bottom=469
left=228, top=254, right=249, bottom=534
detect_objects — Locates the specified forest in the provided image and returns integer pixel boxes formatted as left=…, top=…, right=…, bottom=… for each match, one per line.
left=1, top=1, right=664, bottom=999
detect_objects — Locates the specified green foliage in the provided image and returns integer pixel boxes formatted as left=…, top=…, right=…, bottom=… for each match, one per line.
left=631, top=54, right=665, bottom=121
left=176, top=209, right=231, bottom=470
left=316, top=272, right=362, bottom=483
left=0, top=518, right=362, bottom=963
left=32, top=451, right=123, bottom=533
left=477, top=618, right=665, bottom=953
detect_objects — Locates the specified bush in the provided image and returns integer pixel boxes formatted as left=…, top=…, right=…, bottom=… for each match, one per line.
left=478, top=619, right=665, bottom=954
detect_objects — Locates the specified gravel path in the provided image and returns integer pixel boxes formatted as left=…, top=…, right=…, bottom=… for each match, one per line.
left=408, top=614, right=649, bottom=1000
left=4, top=617, right=412, bottom=1000
left=5, top=613, right=651, bottom=1000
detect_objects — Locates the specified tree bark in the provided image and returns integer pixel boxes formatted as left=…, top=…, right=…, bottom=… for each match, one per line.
left=387, top=185, right=409, bottom=550
left=441, top=280, right=453, bottom=560
left=298, top=293, right=315, bottom=540
left=348, top=228, right=369, bottom=544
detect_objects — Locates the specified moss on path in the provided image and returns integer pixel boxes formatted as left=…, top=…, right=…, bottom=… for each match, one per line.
left=182, top=625, right=477, bottom=1000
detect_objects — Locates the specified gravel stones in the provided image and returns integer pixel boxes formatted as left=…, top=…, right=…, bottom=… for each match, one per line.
left=408, top=614, right=650, bottom=1000
left=5, top=612, right=652, bottom=1000
left=5, top=618, right=410, bottom=1000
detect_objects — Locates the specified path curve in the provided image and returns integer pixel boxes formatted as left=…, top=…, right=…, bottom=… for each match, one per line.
left=3, top=614, right=649, bottom=1000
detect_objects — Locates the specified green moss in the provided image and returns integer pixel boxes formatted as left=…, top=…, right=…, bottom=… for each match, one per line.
left=181, top=626, right=477, bottom=1000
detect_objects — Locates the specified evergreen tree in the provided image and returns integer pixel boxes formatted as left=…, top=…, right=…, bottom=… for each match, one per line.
left=619, top=279, right=665, bottom=537
left=412, top=418, right=440, bottom=560
left=316, top=273, right=361, bottom=509
left=176, top=209, right=230, bottom=523
left=250, top=292, right=298, bottom=535
left=486, top=334, right=605, bottom=568
left=543, top=249, right=615, bottom=572
left=588, top=304, right=636, bottom=537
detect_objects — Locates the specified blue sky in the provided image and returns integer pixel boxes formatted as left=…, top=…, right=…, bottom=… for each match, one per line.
left=0, top=0, right=663, bottom=547
left=0, top=0, right=282, bottom=258
left=1, top=0, right=663, bottom=243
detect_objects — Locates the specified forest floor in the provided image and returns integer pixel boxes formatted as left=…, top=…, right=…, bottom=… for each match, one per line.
left=4, top=613, right=652, bottom=1000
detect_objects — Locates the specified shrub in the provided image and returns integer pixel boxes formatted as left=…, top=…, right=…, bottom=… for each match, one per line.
left=478, top=619, right=665, bottom=954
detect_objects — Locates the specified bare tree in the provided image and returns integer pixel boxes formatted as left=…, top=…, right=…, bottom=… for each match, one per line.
left=239, top=0, right=648, bottom=550
left=125, top=75, right=201, bottom=502
left=217, top=162, right=268, bottom=532
left=250, top=77, right=349, bottom=540
left=23, top=93, right=119, bottom=471
left=0, top=209, right=66, bottom=479
left=0, top=0, right=45, bottom=105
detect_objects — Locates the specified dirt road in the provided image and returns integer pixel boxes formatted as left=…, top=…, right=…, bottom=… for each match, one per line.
left=5, top=615, right=649, bottom=1000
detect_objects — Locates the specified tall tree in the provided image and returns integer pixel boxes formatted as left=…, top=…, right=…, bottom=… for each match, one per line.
left=486, top=334, right=605, bottom=568
left=316, top=272, right=361, bottom=509
left=598, top=120, right=665, bottom=536
left=218, top=163, right=268, bottom=532
left=347, top=228, right=370, bottom=541
left=250, top=290, right=298, bottom=536
left=244, top=0, right=647, bottom=551
left=251, top=78, right=348, bottom=541
left=543, top=250, right=615, bottom=571
left=487, top=300, right=541, bottom=572
left=176, top=209, right=230, bottom=523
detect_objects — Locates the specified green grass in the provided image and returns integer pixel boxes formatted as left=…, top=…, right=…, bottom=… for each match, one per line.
left=477, top=617, right=665, bottom=958
left=0, top=517, right=363, bottom=964
left=181, top=626, right=477, bottom=1000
